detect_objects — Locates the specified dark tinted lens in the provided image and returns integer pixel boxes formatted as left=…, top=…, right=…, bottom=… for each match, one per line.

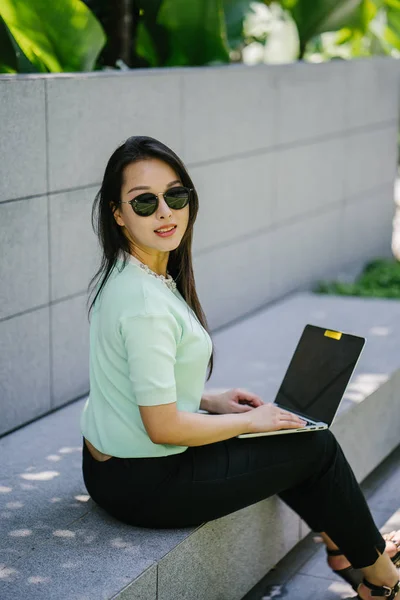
left=132, top=193, right=157, bottom=216
left=165, top=187, right=190, bottom=209
left=132, top=188, right=190, bottom=216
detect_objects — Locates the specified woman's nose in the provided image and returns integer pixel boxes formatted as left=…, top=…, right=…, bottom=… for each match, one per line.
left=156, top=193, right=172, bottom=216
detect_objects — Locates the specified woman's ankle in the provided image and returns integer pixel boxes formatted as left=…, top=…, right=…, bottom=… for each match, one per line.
left=361, top=552, right=398, bottom=587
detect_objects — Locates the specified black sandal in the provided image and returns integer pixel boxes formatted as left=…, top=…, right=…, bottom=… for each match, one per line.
left=358, top=577, right=400, bottom=599
left=326, top=548, right=363, bottom=591
left=329, top=536, right=400, bottom=571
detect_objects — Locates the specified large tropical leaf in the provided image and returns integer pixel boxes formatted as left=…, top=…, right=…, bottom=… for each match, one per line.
left=136, top=0, right=169, bottom=67
left=279, top=0, right=365, bottom=47
left=157, top=0, right=230, bottom=66
left=0, top=16, right=17, bottom=72
left=0, top=0, right=106, bottom=73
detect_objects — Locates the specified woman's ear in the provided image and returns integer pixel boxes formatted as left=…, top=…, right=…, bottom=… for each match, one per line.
left=110, top=202, right=124, bottom=227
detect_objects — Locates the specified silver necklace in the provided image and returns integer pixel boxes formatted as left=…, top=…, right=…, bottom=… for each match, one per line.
left=126, top=253, right=177, bottom=292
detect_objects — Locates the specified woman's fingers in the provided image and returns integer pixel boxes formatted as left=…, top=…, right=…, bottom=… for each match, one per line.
left=278, top=410, right=306, bottom=424
left=279, top=411, right=303, bottom=420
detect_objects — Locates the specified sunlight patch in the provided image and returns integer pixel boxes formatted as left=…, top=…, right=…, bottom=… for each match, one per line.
left=53, top=530, right=75, bottom=538
left=328, top=580, right=355, bottom=597
left=9, top=529, right=32, bottom=537
left=58, top=447, right=81, bottom=454
left=20, top=471, right=59, bottom=481
left=74, top=495, right=90, bottom=502
left=28, top=575, right=51, bottom=584
left=46, top=455, right=62, bottom=462
left=0, top=566, right=18, bottom=580
left=6, top=501, right=23, bottom=509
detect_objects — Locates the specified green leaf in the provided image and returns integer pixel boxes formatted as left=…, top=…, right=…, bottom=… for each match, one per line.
left=385, top=4, right=400, bottom=49
left=0, top=0, right=106, bottom=73
left=289, top=0, right=369, bottom=47
left=384, top=0, right=400, bottom=10
left=384, top=24, right=400, bottom=49
left=136, top=21, right=159, bottom=67
left=157, top=0, right=230, bottom=66
left=0, top=16, right=17, bottom=72
left=369, top=30, right=390, bottom=53
left=335, top=27, right=354, bottom=44
left=135, top=0, right=169, bottom=66
left=223, top=0, right=253, bottom=49
left=0, top=15, right=39, bottom=73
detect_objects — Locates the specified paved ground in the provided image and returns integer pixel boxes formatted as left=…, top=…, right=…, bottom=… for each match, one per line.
left=243, top=443, right=400, bottom=600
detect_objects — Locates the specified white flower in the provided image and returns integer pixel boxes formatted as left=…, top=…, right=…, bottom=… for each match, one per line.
left=242, top=42, right=266, bottom=65
left=263, top=15, right=300, bottom=64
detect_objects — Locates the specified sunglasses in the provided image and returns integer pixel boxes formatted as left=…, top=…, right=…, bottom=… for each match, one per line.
left=120, top=186, right=192, bottom=217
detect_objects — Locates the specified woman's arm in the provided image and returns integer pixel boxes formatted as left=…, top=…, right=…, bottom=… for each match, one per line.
left=199, top=392, right=215, bottom=412
left=139, top=402, right=252, bottom=446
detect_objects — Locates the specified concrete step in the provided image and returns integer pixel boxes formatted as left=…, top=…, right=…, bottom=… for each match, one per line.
left=0, top=291, right=399, bottom=600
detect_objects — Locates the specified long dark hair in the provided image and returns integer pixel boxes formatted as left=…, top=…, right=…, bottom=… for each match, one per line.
left=86, top=135, right=214, bottom=381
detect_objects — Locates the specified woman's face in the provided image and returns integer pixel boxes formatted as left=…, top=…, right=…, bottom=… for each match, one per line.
left=113, top=158, right=190, bottom=260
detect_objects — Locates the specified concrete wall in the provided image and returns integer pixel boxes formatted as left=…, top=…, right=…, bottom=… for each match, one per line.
left=0, top=57, right=398, bottom=436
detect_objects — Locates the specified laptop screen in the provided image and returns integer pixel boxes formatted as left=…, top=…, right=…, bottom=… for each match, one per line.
left=274, top=324, right=365, bottom=425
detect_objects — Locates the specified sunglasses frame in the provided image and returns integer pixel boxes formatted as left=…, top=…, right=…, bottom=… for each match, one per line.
left=120, top=186, right=193, bottom=216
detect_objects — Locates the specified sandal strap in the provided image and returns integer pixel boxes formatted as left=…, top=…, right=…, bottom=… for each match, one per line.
left=362, top=578, right=400, bottom=598
left=326, top=548, right=343, bottom=556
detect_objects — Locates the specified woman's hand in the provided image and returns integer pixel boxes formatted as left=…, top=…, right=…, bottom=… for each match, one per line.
left=206, top=388, right=264, bottom=414
left=247, top=402, right=307, bottom=433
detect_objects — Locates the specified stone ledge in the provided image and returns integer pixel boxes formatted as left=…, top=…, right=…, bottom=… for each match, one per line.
left=1, top=291, right=399, bottom=600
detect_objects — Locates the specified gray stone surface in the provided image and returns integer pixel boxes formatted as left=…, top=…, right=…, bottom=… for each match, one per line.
left=344, top=127, right=398, bottom=199
left=331, top=370, right=400, bottom=482
left=344, top=57, right=400, bottom=129
left=1, top=292, right=400, bottom=599
left=0, top=78, right=47, bottom=202
left=49, top=186, right=102, bottom=301
left=340, top=184, right=396, bottom=265
left=190, top=152, right=275, bottom=255
left=0, top=397, right=83, bottom=474
left=115, top=565, right=157, bottom=600
left=51, top=293, right=90, bottom=409
left=274, top=137, right=345, bottom=223
left=182, top=64, right=276, bottom=164
left=193, top=229, right=273, bottom=330
left=0, top=535, right=156, bottom=600
left=158, top=499, right=300, bottom=600
left=269, top=207, right=342, bottom=300
left=2, top=58, right=399, bottom=434
left=46, top=73, right=183, bottom=191
left=255, top=572, right=350, bottom=600
left=0, top=196, right=49, bottom=320
left=274, top=60, right=346, bottom=145
left=0, top=307, right=51, bottom=437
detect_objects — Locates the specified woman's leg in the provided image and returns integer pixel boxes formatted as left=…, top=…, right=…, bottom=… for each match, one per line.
left=276, top=428, right=385, bottom=569
left=84, top=428, right=387, bottom=572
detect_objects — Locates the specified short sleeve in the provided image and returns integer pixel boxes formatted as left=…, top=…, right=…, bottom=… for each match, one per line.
left=119, top=312, right=180, bottom=406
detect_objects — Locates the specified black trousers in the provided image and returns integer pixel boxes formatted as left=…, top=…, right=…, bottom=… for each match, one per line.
left=82, top=428, right=385, bottom=569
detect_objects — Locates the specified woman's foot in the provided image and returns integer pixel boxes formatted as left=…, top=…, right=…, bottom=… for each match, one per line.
left=326, top=530, right=400, bottom=572
left=357, top=577, right=400, bottom=599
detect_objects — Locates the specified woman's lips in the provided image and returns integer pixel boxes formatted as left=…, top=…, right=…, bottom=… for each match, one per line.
left=154, top=226, right=177, bottom=237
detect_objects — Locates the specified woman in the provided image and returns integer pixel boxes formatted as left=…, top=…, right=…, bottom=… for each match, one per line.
left=81, top=135, right=400, bottom=600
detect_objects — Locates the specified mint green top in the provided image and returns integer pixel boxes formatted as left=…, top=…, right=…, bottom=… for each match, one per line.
left=80, top=254, right=213, bottom=458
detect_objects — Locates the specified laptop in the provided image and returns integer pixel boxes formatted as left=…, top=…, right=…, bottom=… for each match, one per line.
left=237, top=323, right=366, bottom=438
